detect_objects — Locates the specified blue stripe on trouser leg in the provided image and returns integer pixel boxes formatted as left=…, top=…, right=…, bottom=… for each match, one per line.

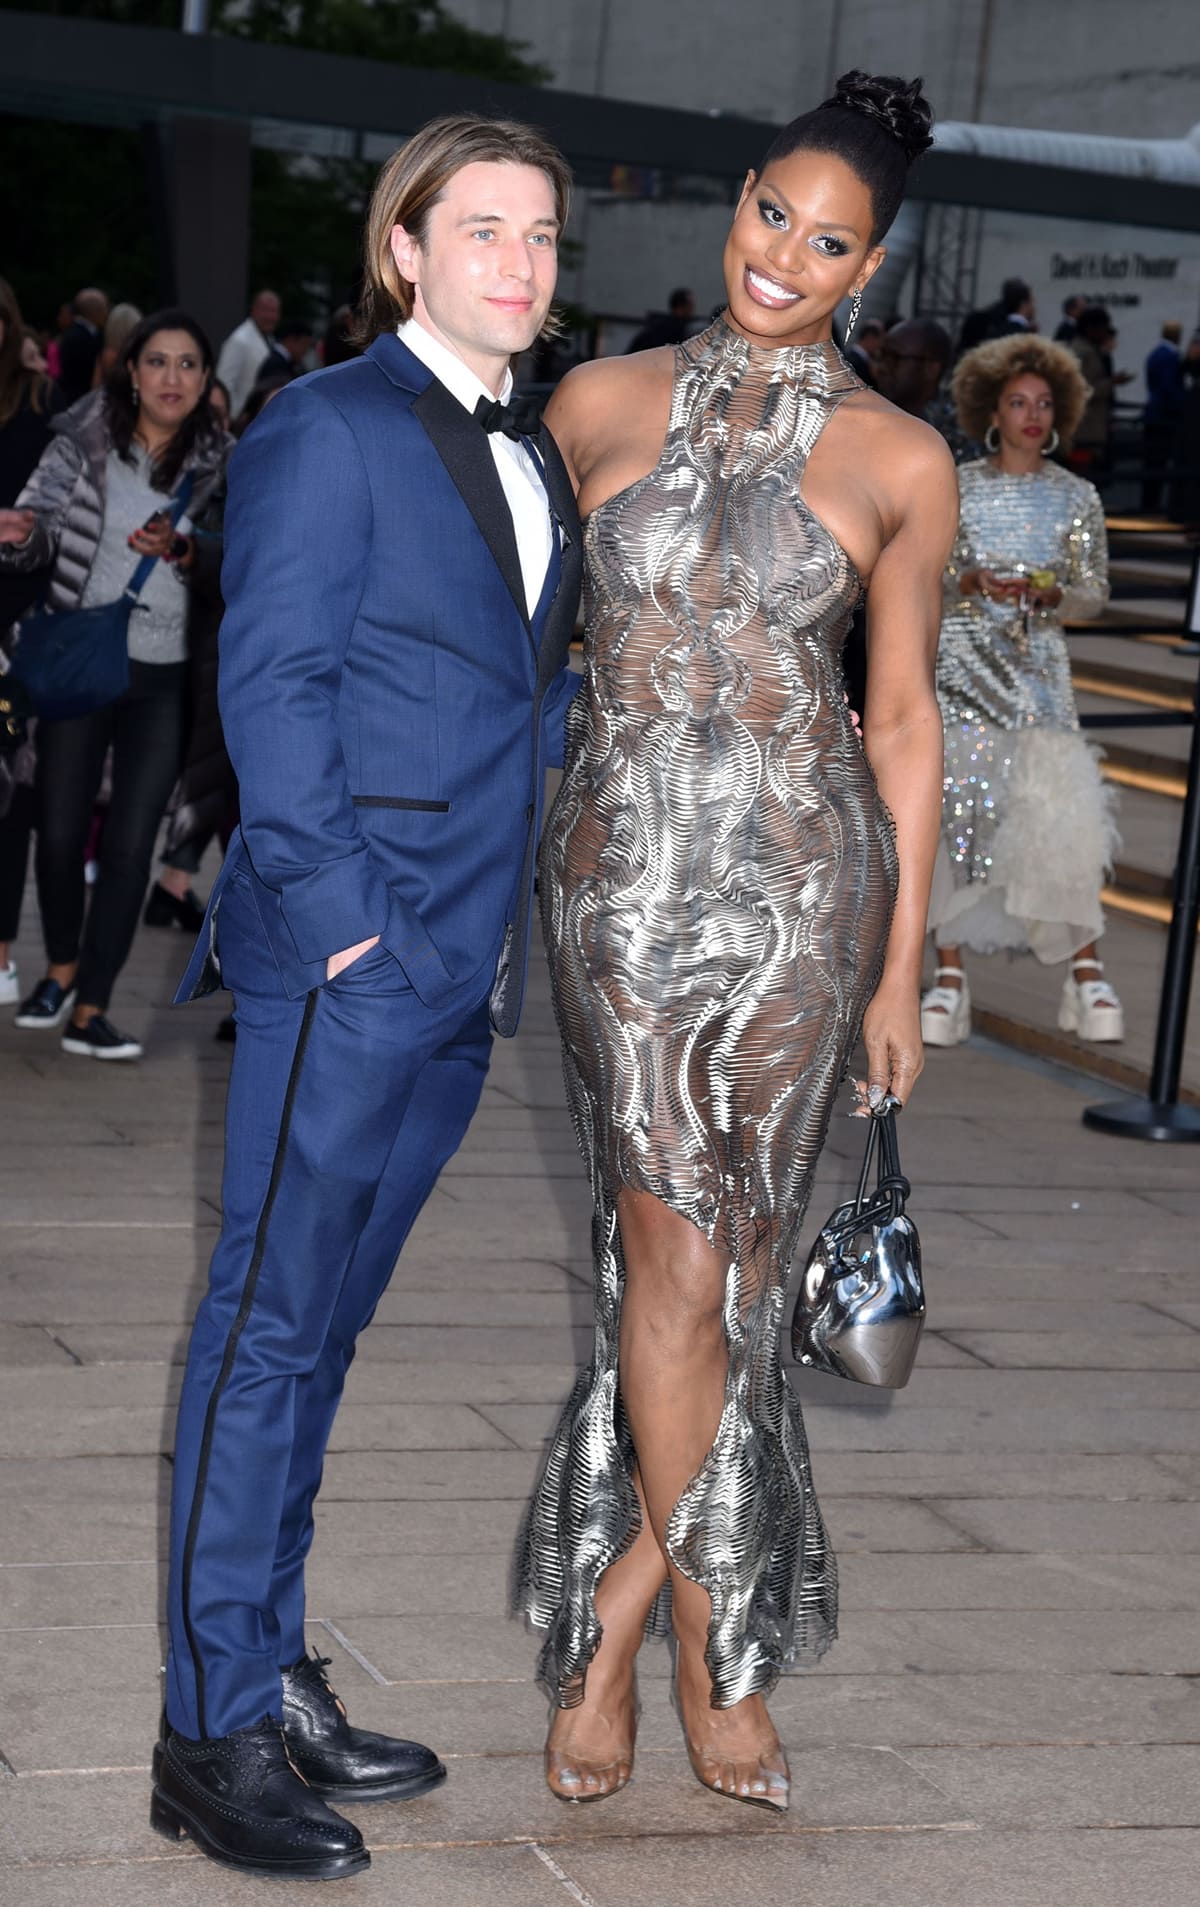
left=165, top=881, right=492, bottom=1738
left=269, top=997, right=492, bottom=1664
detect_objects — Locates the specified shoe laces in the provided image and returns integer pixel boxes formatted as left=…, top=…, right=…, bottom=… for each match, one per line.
left=292, top=1650, right=334, bottom=1687
left=290, top=1649, right=352, bottom=1724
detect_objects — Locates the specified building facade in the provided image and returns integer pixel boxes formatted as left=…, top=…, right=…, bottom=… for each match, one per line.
left=449, top=0, right=1200, bottom=367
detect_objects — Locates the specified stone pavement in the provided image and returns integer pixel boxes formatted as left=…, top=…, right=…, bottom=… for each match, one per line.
left=2, top=889, right=1199, bottom=1907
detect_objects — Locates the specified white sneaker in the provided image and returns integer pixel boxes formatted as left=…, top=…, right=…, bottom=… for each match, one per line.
left=921, top=966, right=971, bottom=1047
left=1059, top=959, right=1124, bottom=1043
left=0, top=961, right=18, bottom=1006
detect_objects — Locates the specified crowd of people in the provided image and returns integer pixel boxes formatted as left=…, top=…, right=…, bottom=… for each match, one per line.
left=3, top=70, right=1196, bottom=1890
left=0, top=279, right=365, bottom=1057
left=1, top=230, right=1192, bottom=1071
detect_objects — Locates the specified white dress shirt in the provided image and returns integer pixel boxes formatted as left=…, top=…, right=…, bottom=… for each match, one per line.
left=216, top=316, right=276, bottom=418
left=398, top=319, right=554, bottom=617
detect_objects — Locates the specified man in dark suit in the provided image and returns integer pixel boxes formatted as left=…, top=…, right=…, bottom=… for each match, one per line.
left=1054, top=294, right=1086, bottom=342
left=153, top=115, right=582, bottom=1882
left=1143, top=320, right=1185, bottom=511
left=254, top=317, right=313, bottom=384
left=55, top=287, right=109, bottom=404
left=627, top=285, right=696, bottom=351
left=957, top=277, right=1035, bottom=357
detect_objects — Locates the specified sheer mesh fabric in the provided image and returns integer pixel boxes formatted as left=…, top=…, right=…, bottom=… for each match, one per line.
left=516, top=319, right=898, bottom=1708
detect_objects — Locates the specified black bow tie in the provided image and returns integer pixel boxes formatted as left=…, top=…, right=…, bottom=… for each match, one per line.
left=473, top=393, right=541, bottom=441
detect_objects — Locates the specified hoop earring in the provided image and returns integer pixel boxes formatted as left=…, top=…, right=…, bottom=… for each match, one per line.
left=1041, top=427, right=1060, bottom=457
left=984, top=424, right=1000, bottom=453
left=845, top=287, right=863, bottom=342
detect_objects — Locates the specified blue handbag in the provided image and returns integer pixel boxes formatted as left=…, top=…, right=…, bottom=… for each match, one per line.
left=12, top=474, right=194, bottom=722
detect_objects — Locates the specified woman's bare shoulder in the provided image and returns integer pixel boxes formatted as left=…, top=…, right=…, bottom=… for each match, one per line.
left=841, top=386, right=955, bottom=470
left=544, top=349, right=675, bottom=473
left=550, top=349, right=673, bottom=419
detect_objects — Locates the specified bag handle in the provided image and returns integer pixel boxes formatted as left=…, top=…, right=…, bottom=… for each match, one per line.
left=121, top=472, right=195, bottom=603
left=850, top=1097, right=910, bottom=1225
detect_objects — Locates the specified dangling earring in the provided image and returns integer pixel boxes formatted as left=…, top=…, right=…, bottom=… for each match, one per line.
left=984, top=424, right=1000, bottom=453
left=845, top=287, right=863, bottom=342
left=1041, top=427, right=1060, bottom=457
left=132, top=387, right=140, bottom=408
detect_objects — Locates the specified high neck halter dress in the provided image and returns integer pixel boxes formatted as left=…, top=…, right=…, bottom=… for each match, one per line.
left=518, top=316, right=899, bottom=1709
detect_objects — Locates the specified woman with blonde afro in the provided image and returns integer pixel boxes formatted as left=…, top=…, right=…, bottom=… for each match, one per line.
left=922, top=332, right=1123, bottom=1046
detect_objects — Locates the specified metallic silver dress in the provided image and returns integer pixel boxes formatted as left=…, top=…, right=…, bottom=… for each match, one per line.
left=517, top=319, right=898, bottom=1709
left=931, top=459, right=1116, bottom=964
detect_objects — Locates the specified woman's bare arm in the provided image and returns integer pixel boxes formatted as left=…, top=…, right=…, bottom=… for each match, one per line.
left=543, top=351, right=674, bottom=516
left=859, top=424, right=960, bottom=1105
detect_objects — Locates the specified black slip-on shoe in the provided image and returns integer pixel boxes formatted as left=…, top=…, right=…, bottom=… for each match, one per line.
left=151, top=1717, right=369, bottom=1880
left=282, top=1650, right=447, bottom=1804
left=143, top=881, right=207, bottom=932
left=61, top=1014, right=143, bottom=1061
left=15, top=979, right=76, bottom=1029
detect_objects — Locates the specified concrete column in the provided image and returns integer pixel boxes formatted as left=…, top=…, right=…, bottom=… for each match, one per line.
left=161, top=113, right=251, bottom=350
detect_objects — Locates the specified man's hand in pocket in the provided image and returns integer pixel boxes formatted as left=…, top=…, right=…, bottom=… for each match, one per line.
left=326, top=935, right=381, bottom=982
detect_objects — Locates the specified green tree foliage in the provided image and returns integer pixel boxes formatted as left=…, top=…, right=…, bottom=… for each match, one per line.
left=1, top=0, right=548, bottom=83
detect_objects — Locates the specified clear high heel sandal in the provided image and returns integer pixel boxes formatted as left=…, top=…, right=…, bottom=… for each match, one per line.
left=670, top=1645, right=790, bottom=1813
left=544, top=1681, right=640, bottom=1804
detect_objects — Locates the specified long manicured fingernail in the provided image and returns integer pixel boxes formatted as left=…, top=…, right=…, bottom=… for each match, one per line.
left=868, top=1084, right=885, bottom=1109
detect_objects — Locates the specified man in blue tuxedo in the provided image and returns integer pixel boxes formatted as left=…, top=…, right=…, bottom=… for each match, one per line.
left=152, top=116, right=581, bottom=1881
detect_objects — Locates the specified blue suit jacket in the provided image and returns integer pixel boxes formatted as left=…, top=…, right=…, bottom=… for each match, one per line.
left=177, top=333, right=583, bottom=1035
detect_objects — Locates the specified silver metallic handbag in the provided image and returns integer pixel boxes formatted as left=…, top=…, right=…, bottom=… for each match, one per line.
left=790, top=1096, right=924, bottom=1388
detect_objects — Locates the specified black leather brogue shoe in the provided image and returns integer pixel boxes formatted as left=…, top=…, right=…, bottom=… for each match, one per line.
left=150, top=1716, right=370, bottom=1880
left=281, top=1650, right=447, bottom=1803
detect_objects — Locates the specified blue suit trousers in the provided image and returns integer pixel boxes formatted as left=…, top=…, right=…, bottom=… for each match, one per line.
left=165, top=869, right=492, bottom=1739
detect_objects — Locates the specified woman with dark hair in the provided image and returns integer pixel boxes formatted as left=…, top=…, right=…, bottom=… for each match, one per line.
left=922, top=333, right=1121, bottom=1047
left=207, top=378, right=232, bottom=432
left=521, top=74, right=957, bottom=1808
left=0, top=308, right=230, bottom=1057
left=0, top=276, right=65, bottom=1008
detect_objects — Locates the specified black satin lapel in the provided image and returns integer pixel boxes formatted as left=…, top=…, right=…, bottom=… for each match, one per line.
left=538, top=425, right=582, bottom=548
left=413, top=380, right=528, bottom=627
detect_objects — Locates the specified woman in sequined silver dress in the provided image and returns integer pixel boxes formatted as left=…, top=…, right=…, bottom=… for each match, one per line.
left=518, top=74, right=959, bottom=1812
left=921, top=335, right=1122, bottom=1050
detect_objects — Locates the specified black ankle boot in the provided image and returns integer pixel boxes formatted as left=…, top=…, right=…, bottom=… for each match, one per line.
left=143, top=881, right=206, bottom=933
left=281, top=1650, right=447, bottom=1803
left=151, top=1716, right=369, bottom=1879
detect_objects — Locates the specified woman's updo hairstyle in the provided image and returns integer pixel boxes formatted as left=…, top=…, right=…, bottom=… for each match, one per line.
left=756, top=71, right=934, bottom=245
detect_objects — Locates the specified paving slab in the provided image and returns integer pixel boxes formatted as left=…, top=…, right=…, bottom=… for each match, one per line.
left=900, top=1743, right=1200, bottom=1828
left=806, top=1450, right=1193, bottom=1501
left=834, top=1549, right=1200, bottom=1610
left=1, top=1497, right=165, bottom=1564
left=561, top=1828, right=1200, bottom=1907
left=2, top=863, right=1198, bottom=1903
left=819, top=1609, right=1200, bottom=1675
left=944, top=1328, right=1200, bottom=1368
left=926, top=1496, right=1200, bottom=1554
left=0, top=1328, right=76, bottom=1369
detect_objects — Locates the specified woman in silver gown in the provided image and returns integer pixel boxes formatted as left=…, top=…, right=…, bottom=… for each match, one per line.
left=519, top=73, right=959, bottom=1810
left=921, top=335, right=1122, bottom=1049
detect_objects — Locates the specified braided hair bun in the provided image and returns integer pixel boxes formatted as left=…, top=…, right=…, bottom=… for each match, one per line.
left=825, top=71, right=934, bottom=167
left=757, top=70, right=936, bottom=241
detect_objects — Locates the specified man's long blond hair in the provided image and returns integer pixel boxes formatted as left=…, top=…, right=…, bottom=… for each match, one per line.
left=355, top=114, right=571, bottom=345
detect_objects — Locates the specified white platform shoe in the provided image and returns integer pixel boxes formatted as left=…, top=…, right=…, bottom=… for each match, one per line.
left=920, top=967, right=972, bottom=1047
left=1059, top=957, right=1124, bottom=1043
